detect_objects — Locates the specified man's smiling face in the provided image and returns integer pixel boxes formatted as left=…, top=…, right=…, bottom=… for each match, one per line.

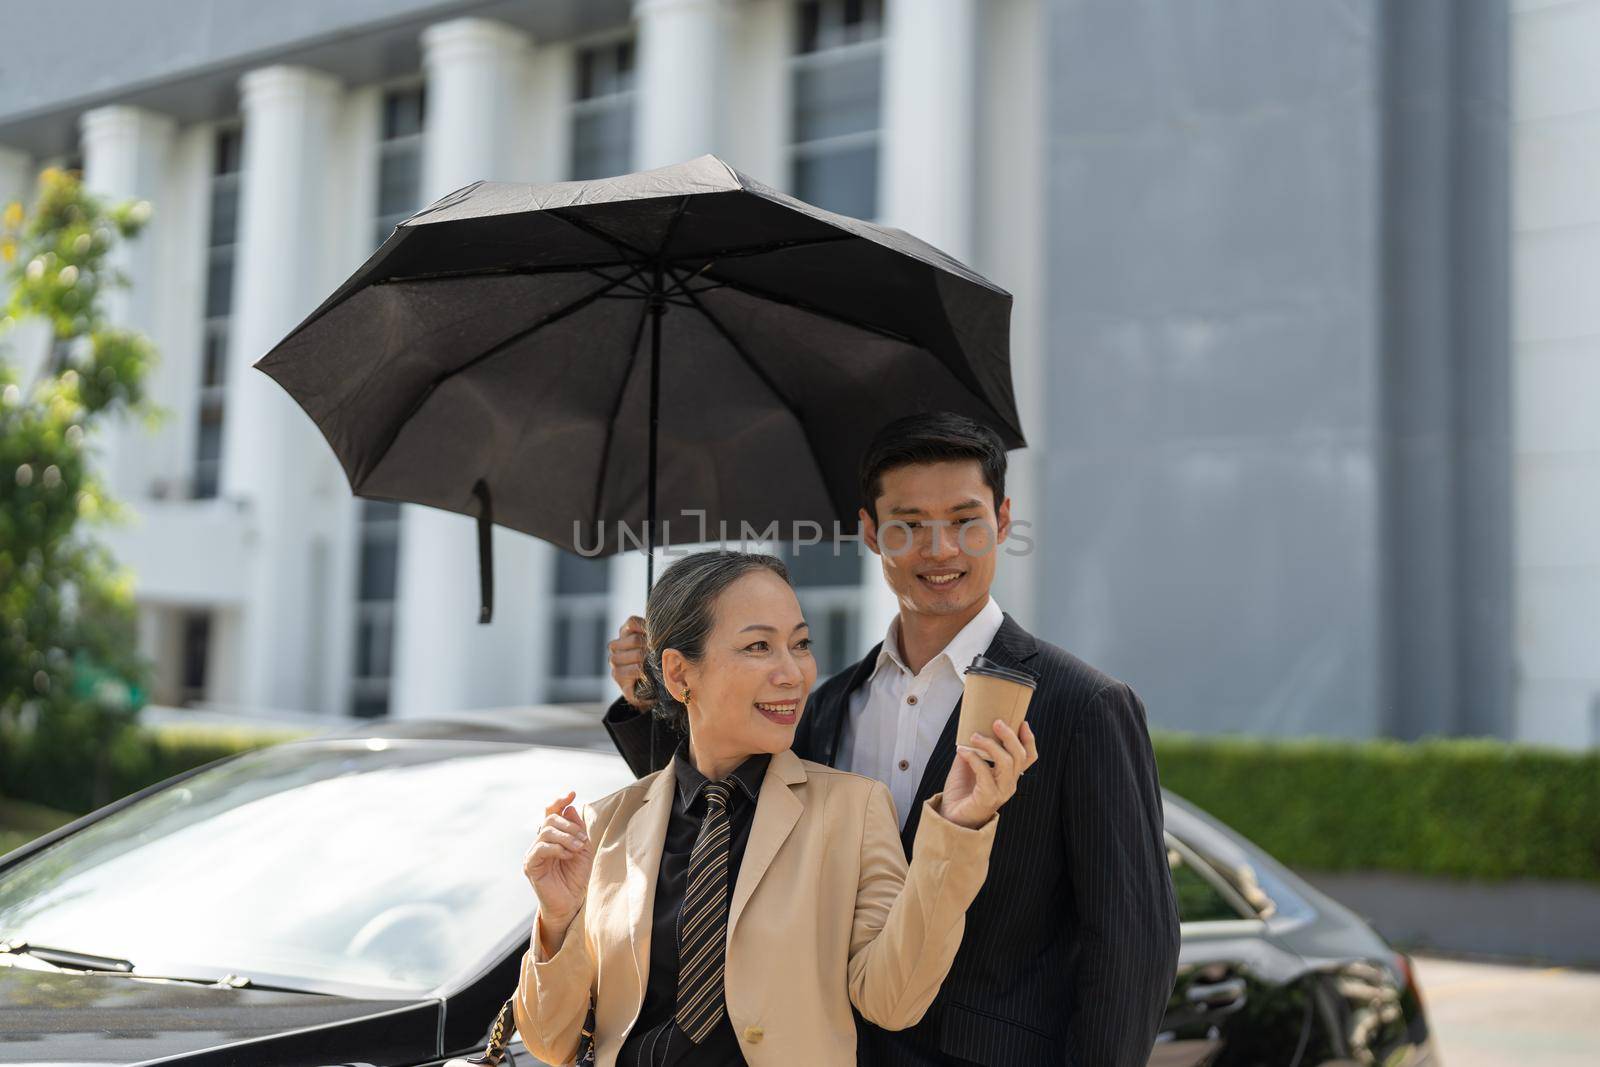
left=860, top=459, right=1012, bottom=619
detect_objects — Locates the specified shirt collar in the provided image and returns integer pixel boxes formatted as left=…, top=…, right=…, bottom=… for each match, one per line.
left=671, top=741, right=770, bottom=811
left=867, top=596, right=1005, bottom=684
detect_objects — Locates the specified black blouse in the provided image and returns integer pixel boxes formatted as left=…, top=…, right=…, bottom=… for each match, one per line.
left=617, top=744, right=769, bottom=1066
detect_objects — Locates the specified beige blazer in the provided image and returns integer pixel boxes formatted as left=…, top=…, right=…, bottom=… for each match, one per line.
left=513, top=748, right=997, bottom=1066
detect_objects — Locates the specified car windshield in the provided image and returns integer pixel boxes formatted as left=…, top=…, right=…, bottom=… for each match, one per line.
left=0, top=738, right=634, bottom=996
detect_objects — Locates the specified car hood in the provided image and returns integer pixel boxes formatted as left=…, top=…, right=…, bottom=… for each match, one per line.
left=0, top=963, right=439, bottom=1065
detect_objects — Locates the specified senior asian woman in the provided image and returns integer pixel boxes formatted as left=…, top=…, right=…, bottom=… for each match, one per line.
left=515, top=550, right=1038, bottom=1066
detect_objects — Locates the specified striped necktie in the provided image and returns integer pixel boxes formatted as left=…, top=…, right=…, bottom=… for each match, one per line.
left=675, top=779, right=734, bottom=1043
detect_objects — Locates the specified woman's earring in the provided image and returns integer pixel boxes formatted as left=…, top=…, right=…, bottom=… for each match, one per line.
left=681, top=687, right=691, bottom=706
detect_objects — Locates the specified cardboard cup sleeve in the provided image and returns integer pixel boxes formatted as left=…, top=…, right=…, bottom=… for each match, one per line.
left=958, top=654, right=1038, bottom=744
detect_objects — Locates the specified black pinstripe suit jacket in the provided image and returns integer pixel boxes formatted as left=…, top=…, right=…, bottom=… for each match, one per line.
left=603, top=613, right=1180, bottom=1067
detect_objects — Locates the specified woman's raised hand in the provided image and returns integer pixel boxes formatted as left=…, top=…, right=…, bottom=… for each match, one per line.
left=939, top=720, right=1039, bottom=830
left=523, top=791, right=594, bottom=944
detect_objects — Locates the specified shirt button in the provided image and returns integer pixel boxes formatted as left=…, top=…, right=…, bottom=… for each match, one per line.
left=898, top=759, right=910, bottom=771
left=906, top=694, right=918, bottom=705
left=744, top=1025, right=764, bottom=1044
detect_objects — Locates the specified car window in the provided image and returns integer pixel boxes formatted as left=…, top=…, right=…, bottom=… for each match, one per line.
left=0, top=739, right=635, bottom=996
left=1163, top=795, right=1317, bottom=925
left=1167, top=840, right=1251, bottom=923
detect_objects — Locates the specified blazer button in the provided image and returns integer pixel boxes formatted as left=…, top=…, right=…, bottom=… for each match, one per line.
left=743, top=1025, right=764, bottom=1044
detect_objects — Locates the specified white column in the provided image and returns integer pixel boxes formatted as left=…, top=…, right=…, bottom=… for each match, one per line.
left=221, top=65, right=342, bottom=714
left=0, top=145, right=27, bottom=303
left=859, top=0, right=980, bottom=644
left=80, top=105, right=175, bottom=500
left=609, top=551, right=652, bottom=646
left=974, top=0, right=1045, bottom=630
left=421, top=18, right=532, bottom=186
left=0, top=146, right=52, bottom=386
left=634, top=0, right=730, bottom=169
left=880, top=0, right=977, bottom=260
left=604, top=0, right=729, bottom=629
left=726, top=0, right=790, bottom=184
left=391, top=18, right=551, bottom=719
left=0, top=144, right=28, bottom=207
left=525, top=41, right=575, bottom=184
left=1512, top=0, right=1600, bottom=747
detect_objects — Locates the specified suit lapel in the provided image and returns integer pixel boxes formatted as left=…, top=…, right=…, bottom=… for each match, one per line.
left=804, top=641, right=883, bottom=767
left=621, top=769, right=676, bottom=996
left=899, top=613, right=1040, bottom=852
left=728, top=749, right=808, bottom=937
left=900, top=701, right=962, bottom=851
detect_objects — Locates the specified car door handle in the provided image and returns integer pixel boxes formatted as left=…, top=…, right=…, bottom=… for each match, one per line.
left=1186, top=977, right=1247, bottom=1008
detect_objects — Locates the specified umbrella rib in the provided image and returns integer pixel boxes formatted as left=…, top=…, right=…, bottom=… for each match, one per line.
left=587, top=264, right=651, bottom=294
left=659, top=262, right=711, bottom=300
left=666, top=263, right=848, bottom=532
left=546, top=207, right=652, bottom=262
left=366, top=222, right=853, bottom=287
left=692, top=270, right=921, bottom=347
left=657, top=195, right=693, bottom=260
left=353, top=274, right=628, bottom=487
left=378, top=259, right=641, bottom=285
left=665, top=264, right=805, bottom=423
left=665, top=231, right=855, bottom=266
left=582, top=196, right=697, bottom=547
left=589, top=296, right=655, bottom=533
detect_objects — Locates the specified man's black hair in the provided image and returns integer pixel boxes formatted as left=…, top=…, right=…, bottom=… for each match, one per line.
left=858, top=411, right=1007, bottom=524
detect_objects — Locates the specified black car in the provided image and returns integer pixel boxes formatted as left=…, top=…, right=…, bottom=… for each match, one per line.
left=0, top=708, right=1437, bottom=1066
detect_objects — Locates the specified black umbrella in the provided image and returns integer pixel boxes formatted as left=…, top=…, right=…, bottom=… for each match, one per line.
left=255, top=155, right=1024, bottom=621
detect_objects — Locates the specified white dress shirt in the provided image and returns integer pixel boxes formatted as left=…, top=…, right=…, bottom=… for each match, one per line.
left=839, top=596, right=1005, bottom=828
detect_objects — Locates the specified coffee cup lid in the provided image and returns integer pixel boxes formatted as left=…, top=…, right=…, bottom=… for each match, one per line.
left=964, top=654, right=1037, bottom=689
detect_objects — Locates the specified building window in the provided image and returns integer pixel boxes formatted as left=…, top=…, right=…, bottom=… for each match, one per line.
left=192, top=126, right=241, bottom=500
left=780, top=541, right=862, bottom=679
left=571, top=38, right=636, bottom=180
left=351, top=500, right=401, bottom=718
left=348, top=89, right=424, bottom=718
left=375, top=84, right=425, bottom=246
left=549, top=551, right=613, bottom=703
left=180, top=611, right=211, bottom=705
left=790, top=0, right=884, bottom=219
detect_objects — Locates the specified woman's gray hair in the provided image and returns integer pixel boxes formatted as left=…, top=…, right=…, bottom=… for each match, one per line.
left=633, top=550, right=793, bottom=735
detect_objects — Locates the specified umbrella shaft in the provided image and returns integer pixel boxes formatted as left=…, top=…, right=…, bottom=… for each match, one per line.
left=646, top=266, right=665, bottom=592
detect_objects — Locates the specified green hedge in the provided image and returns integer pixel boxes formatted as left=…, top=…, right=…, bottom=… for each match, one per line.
left=1154, top=732, right=1600, bottom=883
left=1, top=720, right=302, bottom=815
left=5, top=720, right=1597, bottom=884
left=0, top=796, right=75, bottom=855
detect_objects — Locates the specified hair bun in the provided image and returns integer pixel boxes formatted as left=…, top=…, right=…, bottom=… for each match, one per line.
left=630, top=672, right=656, bottom=705
left=635, top=646, right=687, bottom=734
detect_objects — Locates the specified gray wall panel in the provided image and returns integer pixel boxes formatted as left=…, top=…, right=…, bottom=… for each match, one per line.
left=1040, top=0, right=1511, bottom=739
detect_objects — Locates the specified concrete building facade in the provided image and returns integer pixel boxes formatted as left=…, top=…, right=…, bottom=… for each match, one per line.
left=0, top=0, right=1591, bottom=747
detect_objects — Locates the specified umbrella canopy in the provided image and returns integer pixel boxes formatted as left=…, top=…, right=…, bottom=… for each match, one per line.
left=255, top=155, right=1024, bottom=619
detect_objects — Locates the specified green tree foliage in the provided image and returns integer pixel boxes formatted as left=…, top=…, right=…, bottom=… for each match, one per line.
left=1, top=168, right=160, bottom=806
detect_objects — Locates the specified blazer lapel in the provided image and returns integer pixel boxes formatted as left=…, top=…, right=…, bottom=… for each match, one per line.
left=621, top=769, right=676, bottom=995
left=728, top=749, right=808, bottom=937
left=899, top=613, right=1040, bottom=852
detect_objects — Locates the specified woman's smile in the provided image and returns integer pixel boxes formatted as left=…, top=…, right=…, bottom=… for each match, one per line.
left=754, top=699, right=800, bottom=725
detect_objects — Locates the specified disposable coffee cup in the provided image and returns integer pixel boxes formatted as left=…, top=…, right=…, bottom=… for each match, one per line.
left=959, top=654, right=1037, bottom=744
